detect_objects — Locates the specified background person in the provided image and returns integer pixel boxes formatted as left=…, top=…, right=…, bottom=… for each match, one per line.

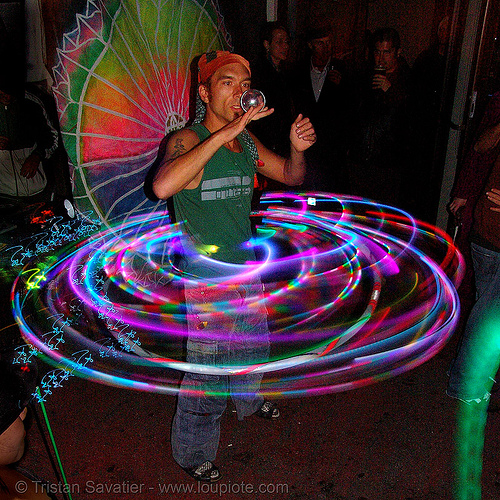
left=292, top=24, right=351, bottom=193
left=250, top=22, right=294, bottom=158
left=0, top=357, right=52, bottom=500
left=347, top=27, right=411, bottom=208
left=447, top=91, right=500, bottom=500
left=0, top=77, right=58, bottom=202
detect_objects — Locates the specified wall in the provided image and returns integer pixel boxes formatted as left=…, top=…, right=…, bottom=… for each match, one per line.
left=294, top=0, right=439, bottom=67
left=366, top=0, right=436, bottom=65
left=217, top=0, right=267, bottom=63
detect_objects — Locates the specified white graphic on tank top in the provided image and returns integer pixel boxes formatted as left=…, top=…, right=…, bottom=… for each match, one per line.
left=201, top=175, right=252, bottom=201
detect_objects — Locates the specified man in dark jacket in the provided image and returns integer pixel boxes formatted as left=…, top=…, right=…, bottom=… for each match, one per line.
left=292, top=25, right=352, bottom=193
left=348, top=27, right=411, bottom=208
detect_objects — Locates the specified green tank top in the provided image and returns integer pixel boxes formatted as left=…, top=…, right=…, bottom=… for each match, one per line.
left=173, top=124, right=256, bottom=274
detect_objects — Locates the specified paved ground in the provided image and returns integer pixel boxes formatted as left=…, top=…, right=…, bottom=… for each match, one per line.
left=5, top=327, right=498, bottom=500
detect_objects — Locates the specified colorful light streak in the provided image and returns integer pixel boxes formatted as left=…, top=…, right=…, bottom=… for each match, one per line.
left=0, top=212, right=100, bottom=278
left=12, top=193, right=464, bottom=398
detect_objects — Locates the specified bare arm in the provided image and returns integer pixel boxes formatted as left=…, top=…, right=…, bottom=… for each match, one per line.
left=152, top=128, right=213, bottom=199
left=153, top=105, right=269, bottom=199
left=474, top=121, right=500, bottom=153
left=252, top=114, right=316, bottom=186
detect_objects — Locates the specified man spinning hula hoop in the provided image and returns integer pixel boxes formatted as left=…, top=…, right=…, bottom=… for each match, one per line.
left=153, top=50, right=316, bottom=482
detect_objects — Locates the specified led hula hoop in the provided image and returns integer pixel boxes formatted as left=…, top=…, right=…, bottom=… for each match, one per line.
left=12, top=193, right=464, bottom=397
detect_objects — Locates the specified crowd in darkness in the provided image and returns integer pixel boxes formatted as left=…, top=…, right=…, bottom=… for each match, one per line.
left=251, top=25, right=500, bottom=500
left=249, top=20, right=451, bottom=223
left=0, top=15, right=451, bottom=223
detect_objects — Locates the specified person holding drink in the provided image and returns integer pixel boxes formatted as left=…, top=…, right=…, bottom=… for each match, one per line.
left=347, top=27, right=411, bottom=208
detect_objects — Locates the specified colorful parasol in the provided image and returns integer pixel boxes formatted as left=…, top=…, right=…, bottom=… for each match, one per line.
left=52, top=0, right=231, bottom=225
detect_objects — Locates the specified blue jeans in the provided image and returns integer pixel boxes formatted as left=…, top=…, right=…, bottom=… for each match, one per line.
left=171, top=281, right=269, bottom=469
left=447, top=242, right=500, bottom=402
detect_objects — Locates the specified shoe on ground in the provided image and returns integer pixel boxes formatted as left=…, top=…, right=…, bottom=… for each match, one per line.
left=255, top=400, right=280, bottom=419
left=182, top=460, right=221, bottom=482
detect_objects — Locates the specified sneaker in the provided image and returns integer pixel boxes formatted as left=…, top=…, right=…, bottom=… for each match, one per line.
left=183, top=460, right=221, bottom=482
left=255, top=400, right=280, bottom=419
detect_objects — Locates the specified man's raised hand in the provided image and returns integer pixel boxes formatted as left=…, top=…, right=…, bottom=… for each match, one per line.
left=290, top=114, right=316, bottom=152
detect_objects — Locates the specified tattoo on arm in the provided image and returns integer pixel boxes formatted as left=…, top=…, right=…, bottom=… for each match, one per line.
left=170, top=138, right=186, bottom=160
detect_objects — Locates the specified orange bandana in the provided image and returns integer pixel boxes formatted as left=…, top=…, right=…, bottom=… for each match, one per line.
left=198, top=51, right=251, bottom=83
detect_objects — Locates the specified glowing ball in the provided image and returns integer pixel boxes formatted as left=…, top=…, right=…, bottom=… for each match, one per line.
left=240, top=89, right=266, bottom=112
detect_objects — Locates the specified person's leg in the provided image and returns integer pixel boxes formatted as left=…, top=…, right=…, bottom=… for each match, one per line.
left=171, top=285, right=236, bottom=469
left=453, top=397, right=489, bottom=500
left=228, top=282, right=273, bottom=420
left=447, top=243, right=500, bottom=402
left=447, top=243, right=500, bottom=499
left=171, top=356, right=227, bottom=469
left=450, top=295, right=500, bottom=500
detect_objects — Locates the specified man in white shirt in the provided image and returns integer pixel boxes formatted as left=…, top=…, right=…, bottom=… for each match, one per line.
left=309, top=30, right=342, bottom=101
left=293, top=25, right=351, bottom=193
